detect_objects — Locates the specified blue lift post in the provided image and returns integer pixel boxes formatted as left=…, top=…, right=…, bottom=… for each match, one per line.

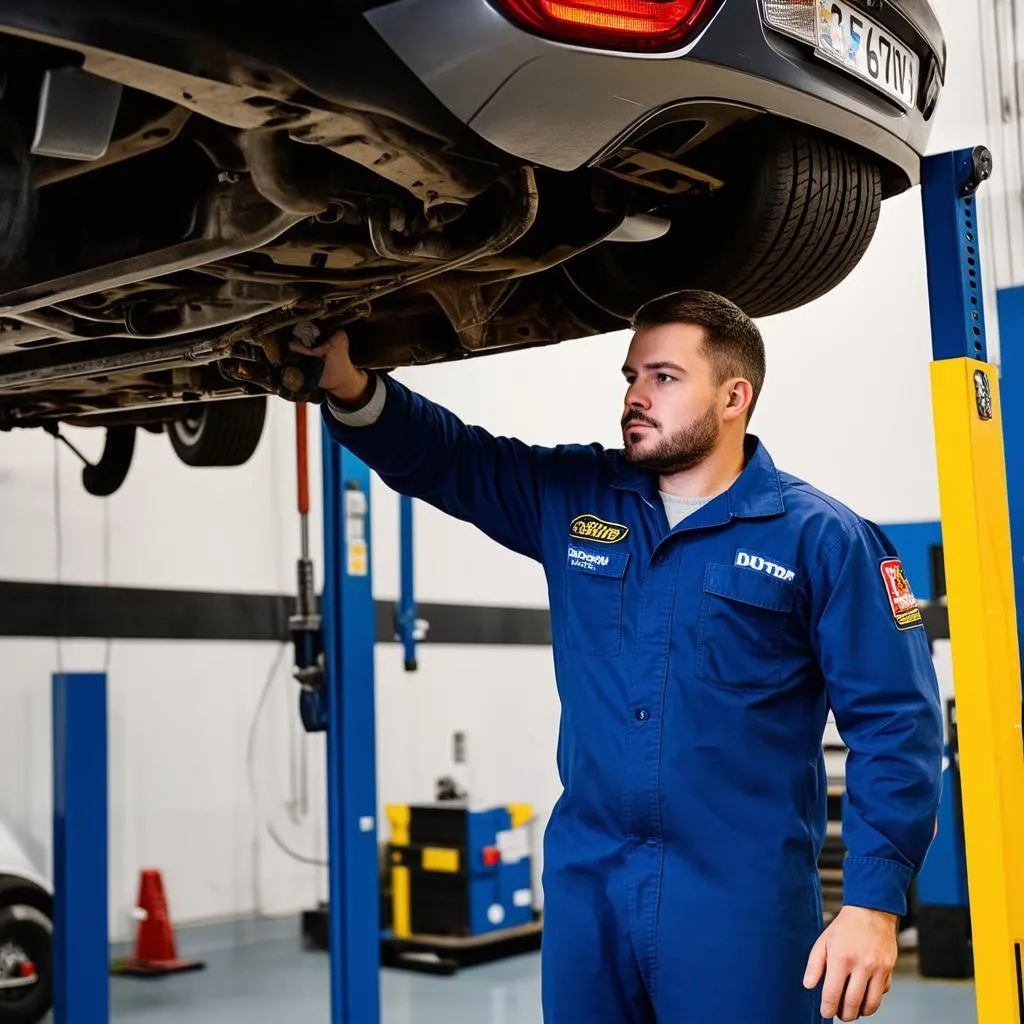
left=52, top=672, right=109, bottom=1024
left=318, top=420, right=381, bottom=1024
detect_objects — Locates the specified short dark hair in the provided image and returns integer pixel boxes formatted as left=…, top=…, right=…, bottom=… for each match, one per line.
left=631, top=289, right=766, bottom=421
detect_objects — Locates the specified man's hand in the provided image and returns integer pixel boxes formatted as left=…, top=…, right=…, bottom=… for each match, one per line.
left=803, top=905, right=898, bottom=1020
left=289, top=327, right=371, bottom=405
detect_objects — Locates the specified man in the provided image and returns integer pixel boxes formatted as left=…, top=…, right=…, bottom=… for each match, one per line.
left=298, top=289, right=944, bottom=1023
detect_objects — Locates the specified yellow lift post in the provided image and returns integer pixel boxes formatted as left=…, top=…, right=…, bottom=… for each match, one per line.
left=921, top=145, right=1024, bottom=1020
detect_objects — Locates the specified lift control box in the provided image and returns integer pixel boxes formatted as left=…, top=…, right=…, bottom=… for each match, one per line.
left=384, top=803, right=534, bottom=939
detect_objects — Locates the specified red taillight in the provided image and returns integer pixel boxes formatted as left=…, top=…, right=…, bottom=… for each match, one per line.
left=494, top=0, right=720, bottom=52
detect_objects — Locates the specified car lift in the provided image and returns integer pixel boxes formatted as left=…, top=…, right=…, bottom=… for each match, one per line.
left=920, top=144, right=1024, bottom=1023
left=45, top=144, right=1022, bottom=1024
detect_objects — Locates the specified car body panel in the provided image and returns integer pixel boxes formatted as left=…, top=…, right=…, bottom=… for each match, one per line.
left=0, top=821, right=49, bottom=895
left=366, top=0, right=943, bottom=186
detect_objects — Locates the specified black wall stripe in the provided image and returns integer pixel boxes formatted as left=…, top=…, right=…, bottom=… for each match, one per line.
left=0, top=580, right=552, bottom=646
left=0, top=580, right=947, bottom=649
left=0, top=581, right=292, bottom=643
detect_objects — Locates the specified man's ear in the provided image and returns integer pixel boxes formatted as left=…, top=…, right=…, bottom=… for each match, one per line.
left=723, top=379, right=753, bottom=421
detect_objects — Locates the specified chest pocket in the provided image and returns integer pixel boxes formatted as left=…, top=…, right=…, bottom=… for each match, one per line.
left=563, top=547, right=629, bottom=658
left=695, top=562, right=796, bottom=689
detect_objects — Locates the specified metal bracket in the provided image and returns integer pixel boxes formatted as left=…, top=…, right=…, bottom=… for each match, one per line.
left=32, top=68, right=122, bottom=162
left=974, top=368, right=993, bottom=421
left=961, top=145, right=993, bottom=197
left=601, top=145, right=725, bottom=196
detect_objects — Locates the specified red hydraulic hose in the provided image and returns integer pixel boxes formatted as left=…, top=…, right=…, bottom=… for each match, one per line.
left=295, top=402, right=310, bottom=516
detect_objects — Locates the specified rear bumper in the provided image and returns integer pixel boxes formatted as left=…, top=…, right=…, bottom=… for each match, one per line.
left=366, top=0, right=946, bottom=189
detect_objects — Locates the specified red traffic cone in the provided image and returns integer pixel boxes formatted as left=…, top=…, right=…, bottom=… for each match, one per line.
left=111, top=869, right=205, bottom=976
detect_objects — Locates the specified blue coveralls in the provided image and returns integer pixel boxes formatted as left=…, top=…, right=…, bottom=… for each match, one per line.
left=323, top=375, right=945, bottom=1024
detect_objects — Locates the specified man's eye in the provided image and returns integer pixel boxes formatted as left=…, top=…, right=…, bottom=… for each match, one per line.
left=657, top=374, right=674, bottom=383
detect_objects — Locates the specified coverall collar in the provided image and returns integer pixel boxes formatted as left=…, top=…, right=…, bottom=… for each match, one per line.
left=610, top=434, right=785, bottom=527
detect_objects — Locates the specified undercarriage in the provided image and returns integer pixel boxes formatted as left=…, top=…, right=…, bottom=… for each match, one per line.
left=0, top=0, right=918, bottom=492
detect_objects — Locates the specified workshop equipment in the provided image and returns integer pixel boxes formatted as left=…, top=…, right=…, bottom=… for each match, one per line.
left=305, top=801, right=542, bottom=974
left=921, top=145, right=1024, bottom=1021
left=395, top=495, right=419, bottom=671
left=384, top=802, right=535, bottom=939
left=306, top=421, right=379, bottom=1020
left=289, top=401, right=326, bottom=731
left=379, top=802, right=541, bottom=974
left=51, top=672, right=109, bottom=1022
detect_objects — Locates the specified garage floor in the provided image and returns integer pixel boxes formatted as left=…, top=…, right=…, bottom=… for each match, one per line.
left=82, top=916, right=979, bottom=1023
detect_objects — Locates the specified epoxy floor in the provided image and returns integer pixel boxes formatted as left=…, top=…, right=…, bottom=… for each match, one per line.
left=79, top=917, right=978, bottom=1023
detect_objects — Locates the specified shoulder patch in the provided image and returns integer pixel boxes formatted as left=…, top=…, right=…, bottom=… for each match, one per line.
left=880, top=558, right=923, bottom=630
left=569, top=514, right=629, bottom=545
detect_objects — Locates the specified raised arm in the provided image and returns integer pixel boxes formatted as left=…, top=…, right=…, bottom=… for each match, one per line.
left=302, top=328, right=559, bottom=562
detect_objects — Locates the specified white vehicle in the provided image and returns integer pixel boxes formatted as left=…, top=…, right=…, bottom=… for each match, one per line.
left=0, top=822, right=50, bottom=1024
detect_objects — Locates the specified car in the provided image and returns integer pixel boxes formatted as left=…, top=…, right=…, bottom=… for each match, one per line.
left=0, top=820, right=51, bottom=1024
left=0, top=0, right=945, bottom=494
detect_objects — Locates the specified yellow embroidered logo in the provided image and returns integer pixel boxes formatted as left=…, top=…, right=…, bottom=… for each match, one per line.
left=569, top=514, right=630, bottom=545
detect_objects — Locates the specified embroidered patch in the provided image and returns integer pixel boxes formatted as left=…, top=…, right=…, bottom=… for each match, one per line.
left=566, top=544, right=628, bottom=578
left=734, top=549, right=796, bottom=583
left=569, top=514, right=630, bottom=545
left=880, top=558, right=923, bottom=630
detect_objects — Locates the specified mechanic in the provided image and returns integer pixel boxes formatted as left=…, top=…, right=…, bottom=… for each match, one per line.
left=297, top=289, right=944, bottom=1024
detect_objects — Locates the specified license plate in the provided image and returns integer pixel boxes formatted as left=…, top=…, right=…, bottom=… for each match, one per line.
left=815, top=0, right=919, bottom=109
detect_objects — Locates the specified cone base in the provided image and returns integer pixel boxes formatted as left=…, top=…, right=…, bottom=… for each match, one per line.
left=111, top=956, right=206, bottom=976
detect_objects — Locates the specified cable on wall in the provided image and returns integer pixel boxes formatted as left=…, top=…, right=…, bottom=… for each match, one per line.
left=246, top=641, right=327, bottom=873
left=51, top=433, right=64, bottom=675
left=102, top=495, right=112, bottom=674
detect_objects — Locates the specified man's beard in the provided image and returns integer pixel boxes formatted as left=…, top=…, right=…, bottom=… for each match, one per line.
left=622, top=402, right=720, bottom=474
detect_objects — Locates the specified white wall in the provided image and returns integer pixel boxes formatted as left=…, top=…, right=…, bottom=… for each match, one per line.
left=0, top=404, right=338, bottom=940
left=0, top=0, right=999, bottom=944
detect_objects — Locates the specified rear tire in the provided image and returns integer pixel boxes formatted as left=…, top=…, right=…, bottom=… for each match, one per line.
left=81, top=426, right=136, bottom=497
left=563, top=123, right=883, bottom=320
left=167, top=397, right=267, bottom=467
